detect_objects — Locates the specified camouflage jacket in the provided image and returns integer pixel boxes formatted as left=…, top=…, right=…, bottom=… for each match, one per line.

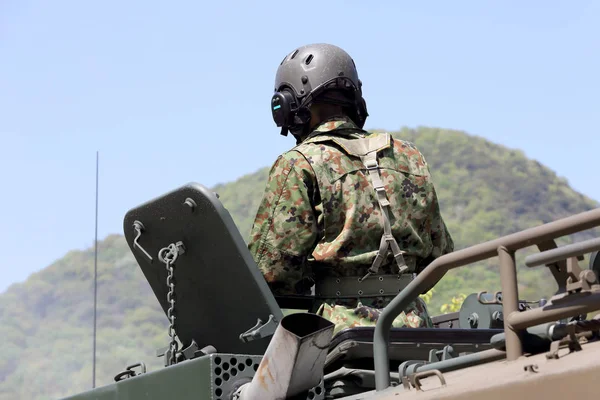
left=248, top=116, right=454, bottom=297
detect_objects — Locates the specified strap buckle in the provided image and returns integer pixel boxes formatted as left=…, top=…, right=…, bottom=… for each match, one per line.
left=364, top=158, right=379, bottom=170
left=360, top=268, right=377, bottom=282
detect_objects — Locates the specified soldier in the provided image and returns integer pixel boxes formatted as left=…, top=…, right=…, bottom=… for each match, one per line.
left=248, top=43, right=454, bottom=335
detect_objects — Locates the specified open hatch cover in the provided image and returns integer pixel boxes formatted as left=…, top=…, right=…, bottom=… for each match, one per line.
left=123, top=182, right=284, bottom=356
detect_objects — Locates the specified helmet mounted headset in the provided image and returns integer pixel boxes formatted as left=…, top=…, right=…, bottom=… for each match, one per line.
left=271, top=43, right=369, bottom=141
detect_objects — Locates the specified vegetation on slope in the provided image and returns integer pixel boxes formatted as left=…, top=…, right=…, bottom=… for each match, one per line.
left=0, top=126, right=598, bottom=400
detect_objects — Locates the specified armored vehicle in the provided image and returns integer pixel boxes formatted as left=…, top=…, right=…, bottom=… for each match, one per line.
left=64, top=182, right=600, bottom=400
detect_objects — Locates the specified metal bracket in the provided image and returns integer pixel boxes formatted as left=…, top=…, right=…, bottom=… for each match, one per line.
left=399, top=360, right=427, bottom=378
left=565, top=257, right=598, bottom=294
left=239, top=314, right=279, bottom=343
left=409, top=370, right=447, bottom=391
left=114, top=362, right=147, bottom=382
left=428, top=345, right=456, bottom=363
left=132, top=220, right=153, bottom=262
left=477, top=291, right=503, bottom=305
left=183, top=197, right=197, bottom=211
left=546, top=322, right=583, bottom=359
left=523, top=364, right=539, bottom=373
left=155, top=340, right=216, bottom=366
left=181, top=340, right=217, bottom=361
left=401, top=376, right=412, bottom=390
left=477, top=290, right=538, bottom=311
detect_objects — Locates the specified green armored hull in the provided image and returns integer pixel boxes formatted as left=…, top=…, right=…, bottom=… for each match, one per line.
left=63, top=183, right=600, bottom=400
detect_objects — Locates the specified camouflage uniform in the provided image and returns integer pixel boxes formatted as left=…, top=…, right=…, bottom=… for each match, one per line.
left=248, top=116, right=454, bottom=335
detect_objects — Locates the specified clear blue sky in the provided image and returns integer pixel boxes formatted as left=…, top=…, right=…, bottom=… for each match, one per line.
left=0, top=1, right=598, bottom=293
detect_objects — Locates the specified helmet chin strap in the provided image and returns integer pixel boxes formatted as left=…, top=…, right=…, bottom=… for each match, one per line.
left=288, top=108, right=313, bottom=144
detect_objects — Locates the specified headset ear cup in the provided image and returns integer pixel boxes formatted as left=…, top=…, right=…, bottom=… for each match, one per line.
left=271, top=90, right=298, bottom=128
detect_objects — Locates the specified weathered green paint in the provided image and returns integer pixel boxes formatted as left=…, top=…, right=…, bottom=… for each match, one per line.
left=63, top=353, right=265, bottom=400
left=62, top=355, right=220, bottom=400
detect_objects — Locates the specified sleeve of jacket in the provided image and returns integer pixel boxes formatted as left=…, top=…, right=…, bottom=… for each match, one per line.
left=247, top=151, right=318, bottom=296
left=428, top=183, right=454, bottom=258
left=415, top=154, right=455, bottom=274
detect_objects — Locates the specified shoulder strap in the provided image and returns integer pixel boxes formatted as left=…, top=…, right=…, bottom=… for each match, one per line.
left=330, top=132, right=390, bottom=156
left=332, top=134, right=409, bottom=280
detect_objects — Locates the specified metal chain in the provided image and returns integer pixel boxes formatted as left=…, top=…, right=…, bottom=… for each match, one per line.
left=159, top=243, right=181, bottom=366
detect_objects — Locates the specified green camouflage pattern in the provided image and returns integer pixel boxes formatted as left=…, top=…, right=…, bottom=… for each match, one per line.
left=317, top=296, right=432, bottom=336
left=248, top=115, right=453, bottom=331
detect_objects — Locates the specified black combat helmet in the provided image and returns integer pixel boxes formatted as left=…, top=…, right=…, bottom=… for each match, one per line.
left=271, top=43, right=368, bottom=138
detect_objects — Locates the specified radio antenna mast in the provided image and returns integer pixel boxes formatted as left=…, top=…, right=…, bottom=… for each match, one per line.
left=92, top=151, right=99, bottom=388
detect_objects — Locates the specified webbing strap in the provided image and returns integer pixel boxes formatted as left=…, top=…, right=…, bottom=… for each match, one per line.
left=360, top=151, right=409, bottom=279
left=329, top=133, right=409, bottom=279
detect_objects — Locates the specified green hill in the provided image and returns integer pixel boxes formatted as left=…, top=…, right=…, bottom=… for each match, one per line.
left=1, top=126, right=599, bottom=400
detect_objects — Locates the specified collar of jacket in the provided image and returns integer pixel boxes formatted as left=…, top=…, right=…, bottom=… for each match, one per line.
left=302, top=115, right=367, bottom=142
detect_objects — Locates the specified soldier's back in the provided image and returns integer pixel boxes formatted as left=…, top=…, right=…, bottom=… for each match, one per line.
left=292, top=125, right=443, bottom=278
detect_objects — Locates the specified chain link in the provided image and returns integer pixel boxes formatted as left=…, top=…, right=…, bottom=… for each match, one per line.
left=159, top=243, right=181, bottom=366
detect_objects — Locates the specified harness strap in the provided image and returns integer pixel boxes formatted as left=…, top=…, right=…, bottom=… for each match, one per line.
left=361, top=152, right=409, bottom=278
left=331, top=133, right=409, bottom=279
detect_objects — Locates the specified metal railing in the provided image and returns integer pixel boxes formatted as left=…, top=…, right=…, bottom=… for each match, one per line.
left=373, top=208, right=600, bottom=391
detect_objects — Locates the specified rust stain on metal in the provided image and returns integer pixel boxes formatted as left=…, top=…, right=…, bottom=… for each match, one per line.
left=256, top=355, right=274, bottom=390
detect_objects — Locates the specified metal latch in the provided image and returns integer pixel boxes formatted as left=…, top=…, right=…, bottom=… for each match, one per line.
left=132, top=220, right=153, bottom=262
left=114, top=362, right=147, bottom=382
left=239, top=314, right=278, bottom=343
left=402, top=369, right=447, bottom=391
left=181, top=340, right=217, bottom=361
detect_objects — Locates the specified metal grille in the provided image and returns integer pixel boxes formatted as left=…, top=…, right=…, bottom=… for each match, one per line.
left=209, top=354, right=325, bottom=400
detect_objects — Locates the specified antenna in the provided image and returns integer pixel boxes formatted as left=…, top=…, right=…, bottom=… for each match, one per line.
left=92, top=151, right=99, bottom=388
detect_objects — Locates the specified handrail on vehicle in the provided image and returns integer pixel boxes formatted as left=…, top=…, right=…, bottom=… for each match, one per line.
left=373, top=207, right=600, bottom=391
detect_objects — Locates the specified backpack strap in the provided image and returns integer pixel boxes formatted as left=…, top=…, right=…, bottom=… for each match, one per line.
left=331, top=133, right=410, bottom=280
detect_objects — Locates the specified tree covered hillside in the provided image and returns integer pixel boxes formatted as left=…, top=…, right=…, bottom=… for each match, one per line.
left=0, top=126, right=598, bottom=400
